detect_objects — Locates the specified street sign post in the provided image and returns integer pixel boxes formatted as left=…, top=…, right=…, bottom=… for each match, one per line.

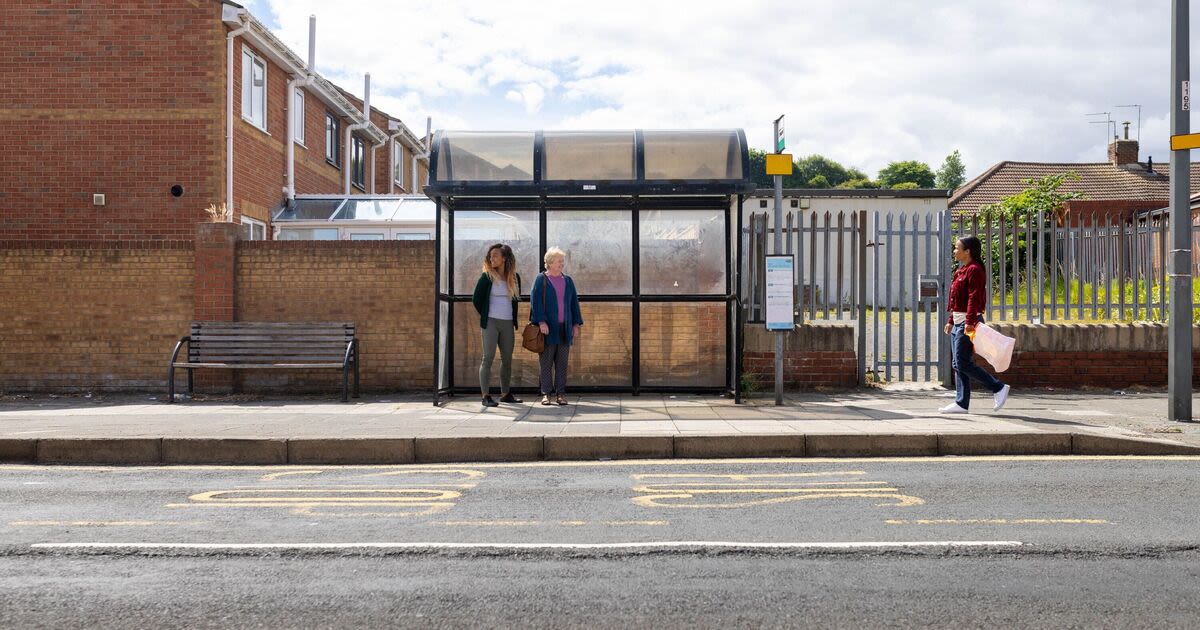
left=771, top=115, right=787, bottom=405
left=1169, top=0, right=1194, bottom=422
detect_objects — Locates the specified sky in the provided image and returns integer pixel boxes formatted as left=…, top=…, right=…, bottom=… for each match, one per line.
left=241, top=0, right=1191, bottom=182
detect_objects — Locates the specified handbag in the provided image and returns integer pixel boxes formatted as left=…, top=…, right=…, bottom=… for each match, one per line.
left=521, top=274, right=547, bottom=353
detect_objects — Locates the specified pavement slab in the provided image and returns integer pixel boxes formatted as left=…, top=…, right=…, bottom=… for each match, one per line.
left=0, top=388, right=1198, bottom=463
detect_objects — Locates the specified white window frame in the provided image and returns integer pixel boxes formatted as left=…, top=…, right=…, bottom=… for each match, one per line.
left=349, top=231, right=386, bottom=241
left=394, top=230, right=432, bottom=240
left=240, top=216, right=267, bottom=241
left=293, top=89, right=305, bottom=146
left=351, top=136, right=366, bottom=190
left=241, top=46, right=267, bottom=131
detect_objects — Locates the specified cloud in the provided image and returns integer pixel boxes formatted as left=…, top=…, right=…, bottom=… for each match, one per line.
left=261, top=0, right=1187, bottom=179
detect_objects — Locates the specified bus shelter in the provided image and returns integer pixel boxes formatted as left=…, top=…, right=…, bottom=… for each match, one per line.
left=427, top=130, right=754, bottom=404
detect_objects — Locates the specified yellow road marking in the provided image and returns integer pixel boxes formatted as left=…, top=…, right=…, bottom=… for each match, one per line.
left=886, top=518, right=1110, bottom=525
left=261, top=470, right=323, bottom=481
left=631, top=472, right=925, bottom=508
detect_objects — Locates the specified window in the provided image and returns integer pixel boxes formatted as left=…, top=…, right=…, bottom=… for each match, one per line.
left=349, top=232, right=385, bottom=241
left=393, top=143, right=405, bottom=190
left=351, top=136, right=365, bottom=190
left=293, top=89, right=305, bottom=146
left=325, top=113, right=340, bottom=166
left=278, top=227, right=339, bottom=240
left=241, top=47, right=267, bottom=130
left=395, top=232, right=432, bottom=240
left=240, top=217, right=267, bottom=241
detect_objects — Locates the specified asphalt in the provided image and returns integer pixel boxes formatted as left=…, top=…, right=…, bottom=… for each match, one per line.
left=1, top=386, right=1199, bottom=464
left=4, top=458, right=1200, bottom=628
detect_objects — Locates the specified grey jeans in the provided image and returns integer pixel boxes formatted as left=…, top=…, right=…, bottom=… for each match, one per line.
left=479, top=317, right=514, bottom=394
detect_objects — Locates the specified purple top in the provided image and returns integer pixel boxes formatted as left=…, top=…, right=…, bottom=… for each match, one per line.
left=547, top=274, right=566, bottom=326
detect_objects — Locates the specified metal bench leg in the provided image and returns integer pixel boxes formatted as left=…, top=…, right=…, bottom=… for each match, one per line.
left=353, top=358, right=361, bottom=398
left=167, top=365, right=175, bottom=404
left=187, top=368, right=194, bottom=395
left=342, top=364, right=350, bottom=403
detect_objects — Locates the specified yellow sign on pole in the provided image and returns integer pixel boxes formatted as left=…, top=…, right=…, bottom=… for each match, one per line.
left=1170, top=133, right=1200, bottom=150
left=765, top=153, right=793, bottom=176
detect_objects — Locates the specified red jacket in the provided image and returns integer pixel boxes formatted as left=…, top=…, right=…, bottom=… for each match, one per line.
left=947, top=260, right=986, bottom=327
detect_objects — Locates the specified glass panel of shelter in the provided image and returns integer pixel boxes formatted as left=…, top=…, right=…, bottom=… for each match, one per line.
left=445, top=202, right=730, bottom=392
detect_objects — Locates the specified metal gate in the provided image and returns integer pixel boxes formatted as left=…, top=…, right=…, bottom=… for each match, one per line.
left=745, top=208, right=951, bottom=384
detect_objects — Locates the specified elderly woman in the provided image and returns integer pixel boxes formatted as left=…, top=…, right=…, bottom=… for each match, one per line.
left=529, top=247, right=583, bottom=406
left=472, top=243, right=522, bottom=408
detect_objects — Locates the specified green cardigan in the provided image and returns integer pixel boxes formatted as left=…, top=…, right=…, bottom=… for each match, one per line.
left=471, top=272, right=522, bottom=329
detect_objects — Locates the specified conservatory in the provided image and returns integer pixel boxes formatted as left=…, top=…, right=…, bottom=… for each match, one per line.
left=428, top=129, right=755, bottom=404
left=271, top=195, right=435, bottom=240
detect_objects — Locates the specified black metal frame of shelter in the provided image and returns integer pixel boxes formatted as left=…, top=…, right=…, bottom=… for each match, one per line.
left=427, top=130, right=754, bottom=405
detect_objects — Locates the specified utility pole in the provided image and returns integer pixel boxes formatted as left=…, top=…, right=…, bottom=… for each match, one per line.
left=1169, top=0, right=1194, bottom=422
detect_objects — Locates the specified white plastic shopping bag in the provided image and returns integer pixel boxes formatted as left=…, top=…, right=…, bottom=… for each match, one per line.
left=968, top=323, right=1015, bottom=372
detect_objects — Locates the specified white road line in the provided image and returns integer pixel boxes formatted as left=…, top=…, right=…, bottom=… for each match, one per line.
left=30, top=540, right=1024, bottom=551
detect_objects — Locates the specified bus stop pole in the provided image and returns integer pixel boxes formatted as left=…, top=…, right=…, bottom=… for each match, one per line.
left=773, top=116, right=785, bottom=406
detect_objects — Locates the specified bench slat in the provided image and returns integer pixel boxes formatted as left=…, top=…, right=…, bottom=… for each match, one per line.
left=172, top=362, right=346, bottom=369
left=192, top=338, right=350, bottom=343
left=193, top=322, right=353, bottom=327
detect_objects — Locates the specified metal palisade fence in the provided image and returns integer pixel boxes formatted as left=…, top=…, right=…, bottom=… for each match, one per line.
left=954, top=209, right=1200, bottom=323
left=745, top=209, right=949, bottom=383
left=745, top=206, right=1199, bottom=384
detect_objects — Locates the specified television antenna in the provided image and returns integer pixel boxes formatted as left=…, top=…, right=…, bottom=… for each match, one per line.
left=1086, top=111, right=1116, bottom=144
left=1115, top=104, right=1142, bottom=142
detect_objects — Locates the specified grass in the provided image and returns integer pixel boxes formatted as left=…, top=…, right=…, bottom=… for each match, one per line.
left=780, top=277, right=1200, bottom=324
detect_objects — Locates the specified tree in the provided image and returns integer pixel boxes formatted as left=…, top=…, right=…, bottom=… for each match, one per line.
left=980, top=171, right=1082, bottom=223
left=935, top=149, right=966, bottom=190
left=878, top=160, right=936, bottom=188
left=892, top=182, right=919, bottom=190
left=977, top=171, right=1083, bottom=275
left=835, top=178, right=880, bottom=189
left=747, top=149, right=772, bottom=188
left=807, top=174, right=831, bottom=188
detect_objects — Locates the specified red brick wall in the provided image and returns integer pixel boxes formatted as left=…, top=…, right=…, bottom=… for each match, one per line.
left=741, top=326, right=858, bottom=390
left=234, top=240, right=435, bottom=392
left=743, top=351, right=857, bottom=389
left=0, top=243, right=193, bottom=391
left=974, top=351, right=1200, bottom=389
left=0, top=1, right=225, bottom=242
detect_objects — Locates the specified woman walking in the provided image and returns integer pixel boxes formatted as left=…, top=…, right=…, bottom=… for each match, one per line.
left=472, top=243, right=522, bottom=408
left=530, top=247, right=583, bottom=406
left=941, top=236, right=1011, bottom=414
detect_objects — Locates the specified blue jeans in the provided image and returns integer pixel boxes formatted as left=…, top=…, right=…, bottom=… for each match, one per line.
left=951, top=318, right=1005, bottom=409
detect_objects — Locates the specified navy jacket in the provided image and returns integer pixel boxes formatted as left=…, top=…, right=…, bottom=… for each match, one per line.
left=529, top=273, right=583, bottom=346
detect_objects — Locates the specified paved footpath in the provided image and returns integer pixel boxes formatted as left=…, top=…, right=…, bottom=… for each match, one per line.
left=1, top=385, right=1199, bottom=464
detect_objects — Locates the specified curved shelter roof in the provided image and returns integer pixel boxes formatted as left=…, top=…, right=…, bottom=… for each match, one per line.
left=425, top=129, right=754, bottom=197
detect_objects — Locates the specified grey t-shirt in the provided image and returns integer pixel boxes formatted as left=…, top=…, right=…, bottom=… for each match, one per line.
left=488, top=279, right=513, bottom=321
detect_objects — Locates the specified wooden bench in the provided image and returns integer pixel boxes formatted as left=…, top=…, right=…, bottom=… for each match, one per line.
left=168, top=322, right=359, bottom=403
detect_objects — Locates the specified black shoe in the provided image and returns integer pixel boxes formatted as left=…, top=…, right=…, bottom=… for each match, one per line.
left=482, top=395, right=499, bottom=408
left=500, top=393, right=523, bottom=404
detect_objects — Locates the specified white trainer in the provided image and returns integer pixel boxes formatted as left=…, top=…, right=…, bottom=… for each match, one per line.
left=993, top=385, right=1011, bottom=411
left=939, top=403, right=968, bottom=414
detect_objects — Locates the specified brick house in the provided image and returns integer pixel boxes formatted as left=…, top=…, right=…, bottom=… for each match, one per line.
left=950, top=131, right=1200, bottom=224
left=0, top=0, right=429, bottom=243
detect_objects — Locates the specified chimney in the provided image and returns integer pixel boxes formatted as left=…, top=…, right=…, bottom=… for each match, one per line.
left=1108, top=121, right=1139, bottom=166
